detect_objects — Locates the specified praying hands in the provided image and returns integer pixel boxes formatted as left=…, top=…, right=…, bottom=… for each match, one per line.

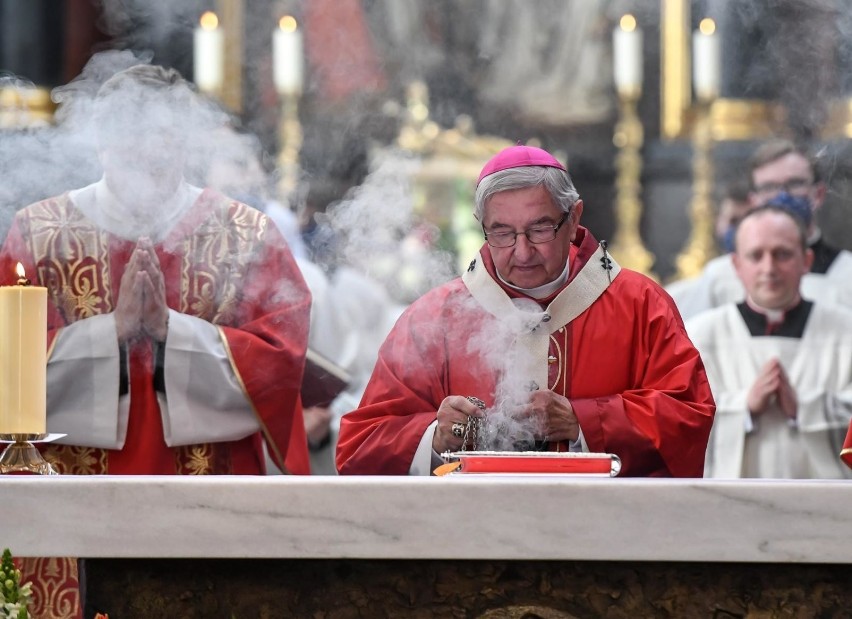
left=115, top=237, right=169, bottom=343
left=747, top=358, right=798, bottom=421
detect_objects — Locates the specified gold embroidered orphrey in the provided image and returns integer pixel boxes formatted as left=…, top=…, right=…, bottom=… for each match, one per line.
left=16, top=191, right=267, bottom=474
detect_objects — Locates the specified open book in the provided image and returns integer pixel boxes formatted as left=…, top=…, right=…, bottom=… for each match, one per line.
left=301, top=348, right=351, bottom=409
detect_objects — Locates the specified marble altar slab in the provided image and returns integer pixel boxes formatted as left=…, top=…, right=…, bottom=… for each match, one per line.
left=1, top=476, right=850, bottom=563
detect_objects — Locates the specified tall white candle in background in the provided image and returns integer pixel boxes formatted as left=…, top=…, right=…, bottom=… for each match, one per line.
left=273, top=15, right=304, bottom=96
left=0, top=263, right=46, bottom=435
left=693, top=18, right=721, bottom=101
left=613, top=14, right=643, bottom=98
left=193, top=11, right=224, bottom=94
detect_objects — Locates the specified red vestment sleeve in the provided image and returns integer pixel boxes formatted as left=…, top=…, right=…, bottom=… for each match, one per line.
left=336, top=284, right=465, bottom=475
left=842, top=420, right=852, bottom=469
left=217, top=225, right=312, bottom=474
left=570, top=272, right=715, bottom=477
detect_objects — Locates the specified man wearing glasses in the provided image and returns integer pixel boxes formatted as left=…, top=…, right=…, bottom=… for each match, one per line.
left=749, top=139, right=851, bottom=275
left=337, top=145, right=715, bottom=477
left=671, top=139, right=852, bottom=320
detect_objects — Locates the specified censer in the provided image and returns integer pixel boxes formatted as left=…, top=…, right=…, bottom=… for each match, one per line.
left=437, top=397, right=621, bottom=476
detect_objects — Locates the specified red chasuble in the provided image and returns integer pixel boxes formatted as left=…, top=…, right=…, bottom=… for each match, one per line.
left=1, top=188, right=311, bottom=475
left=842, top=420, right=852, bottom=469
left=337, top=227, right=715, bottom=477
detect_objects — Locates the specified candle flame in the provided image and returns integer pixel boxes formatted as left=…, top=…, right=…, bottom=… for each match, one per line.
left=699, top=18, right=716, bottom=36
left=199, top=11, right=219, bottom=30
left=619, top=14, right=637, bottom=32
left=15, top=262, right=25, bottom=279
left=279, top=15, right=298, bottom=33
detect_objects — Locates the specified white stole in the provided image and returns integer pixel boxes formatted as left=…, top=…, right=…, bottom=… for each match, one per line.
left=461, top=244, right=620, bottom=395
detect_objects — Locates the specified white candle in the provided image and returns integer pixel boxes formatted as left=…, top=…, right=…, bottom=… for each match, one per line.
left=0, top=263, right=46, bottom=435
left=613, top=14, right=643, bottom=98
left=193, top=11, right=224, bottom=94
left=693, top=18, right=720, bottom=101
left=273, top=16, right=304, bottom=96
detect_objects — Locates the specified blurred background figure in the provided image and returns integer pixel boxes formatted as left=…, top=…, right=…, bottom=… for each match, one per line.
left=669, top=139, right=852, bottom=320
left=714, top=176, right=753, bottom=255
left=666, top=176, right=751, bottom=315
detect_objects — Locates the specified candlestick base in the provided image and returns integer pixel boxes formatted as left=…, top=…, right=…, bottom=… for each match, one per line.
left=0, top=434, right=57, bottom=475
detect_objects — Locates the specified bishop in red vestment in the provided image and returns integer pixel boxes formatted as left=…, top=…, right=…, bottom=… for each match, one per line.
left=337, top=146, right=715, bottom=477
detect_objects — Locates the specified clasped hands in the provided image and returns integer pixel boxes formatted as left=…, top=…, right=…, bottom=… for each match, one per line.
left=115, top=237, right=169, bottom=343
left=747, top=358, right=797, bottom=420
left=432, top=390, right=580, bottom=453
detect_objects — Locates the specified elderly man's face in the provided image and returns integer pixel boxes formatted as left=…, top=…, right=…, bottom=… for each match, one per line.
left=732, top=211, right=813, bottom=310
left=482, top=185, right=582, bottom=289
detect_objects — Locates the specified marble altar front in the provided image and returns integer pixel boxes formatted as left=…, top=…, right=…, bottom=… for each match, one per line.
left=2, top=476, right=851, bottom=616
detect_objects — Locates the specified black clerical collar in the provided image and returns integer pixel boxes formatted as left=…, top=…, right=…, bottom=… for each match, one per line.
left=736, top=299, right=813, bottom=338
left=809, top=235, right=841, bottom=275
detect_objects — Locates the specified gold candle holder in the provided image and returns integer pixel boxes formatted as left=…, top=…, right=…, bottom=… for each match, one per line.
left=674, top=100, right=717, bottom=280
left=276, top=93, right=302, bottom=202
left=0, top=434, right=56, bottom=475
left=609, top=94, right=657, bottom=279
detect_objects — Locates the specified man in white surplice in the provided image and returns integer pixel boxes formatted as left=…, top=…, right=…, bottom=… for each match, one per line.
left=670, top=139, right=852, bottom=320
left=686, top=205, right=852, bottom=479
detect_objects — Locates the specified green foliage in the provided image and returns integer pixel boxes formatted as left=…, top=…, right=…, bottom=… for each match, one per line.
left=0, top=549, right=31, bottom=619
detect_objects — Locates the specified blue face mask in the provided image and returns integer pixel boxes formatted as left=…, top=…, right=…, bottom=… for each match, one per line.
left=720, top=225, right=737, bottom=254
left=763, top=192, right=813, bottom=227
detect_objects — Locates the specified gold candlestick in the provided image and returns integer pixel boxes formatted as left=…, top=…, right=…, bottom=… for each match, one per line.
left=674, top=100, right=717, bottom=279
left=609, top=94, right=656, bottom=278
left=0, top=434, right=56, bottom=475
left=276, top=93, right=302, bottom=201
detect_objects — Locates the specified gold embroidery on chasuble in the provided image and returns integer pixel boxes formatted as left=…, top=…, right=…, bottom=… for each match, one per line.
left=19, top=556, right=80, bottom=619
left=174, top=198, right=265, bottom=474
left=179, top=198, right=267, bottom=325
left=19, top=198, right=113, bottom=476
left=20, top=197, right=113, bottom=323
left=175, top=443, right=232, bottom=475
left=42, top=444, right=107, bottom=475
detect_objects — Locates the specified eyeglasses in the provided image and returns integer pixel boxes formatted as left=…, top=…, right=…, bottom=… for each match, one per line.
left=752, top=177, right=813, bottom=197
left=483, top=213, right=568, bottom=248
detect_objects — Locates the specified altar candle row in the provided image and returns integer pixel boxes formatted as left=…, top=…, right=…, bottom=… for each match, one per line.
left=613, top=14, right=721, bottom=100
left=194, top=11, right=303, bottom=96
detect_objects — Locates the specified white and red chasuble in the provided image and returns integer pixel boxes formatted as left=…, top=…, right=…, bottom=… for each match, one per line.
left=1, top=187, right=311, bottom=618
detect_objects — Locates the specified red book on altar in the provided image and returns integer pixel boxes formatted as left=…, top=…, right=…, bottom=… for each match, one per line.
left=437, top=451, right=621, bottom=477
left=301, top=348, right=351, bottom=409
left=841, top=420, right=852, bottom=469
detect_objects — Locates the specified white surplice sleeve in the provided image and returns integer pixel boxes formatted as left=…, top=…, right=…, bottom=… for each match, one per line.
left=47, top=313, right=128, bottom=448
left=46, top=309, right=261, bottom=449
left=160, top=309, right=260, bottom=446
left=411, top=420, right=440, bottom=476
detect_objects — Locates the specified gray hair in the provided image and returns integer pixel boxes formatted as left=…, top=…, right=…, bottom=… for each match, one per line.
left=474, top=166, right=580, bottom=221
